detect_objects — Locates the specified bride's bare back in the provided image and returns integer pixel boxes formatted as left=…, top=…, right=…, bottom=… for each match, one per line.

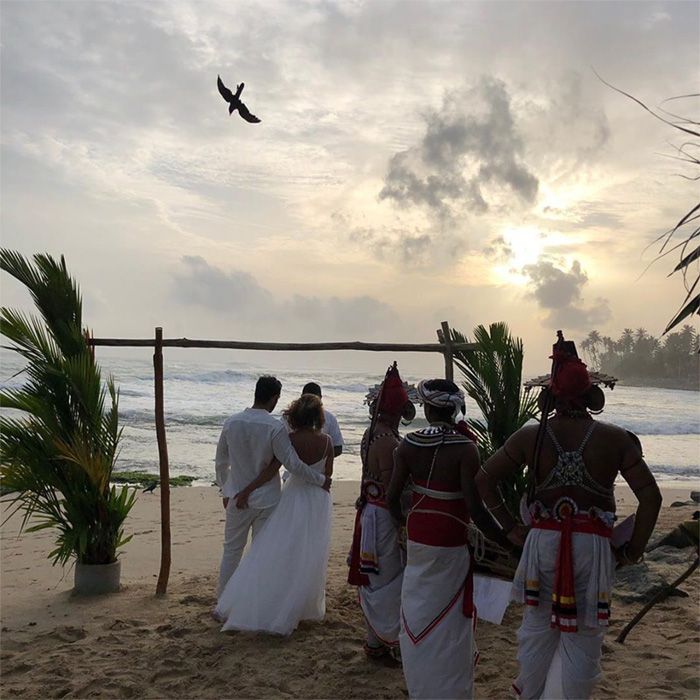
left=291, top=430, right=333, bottom=476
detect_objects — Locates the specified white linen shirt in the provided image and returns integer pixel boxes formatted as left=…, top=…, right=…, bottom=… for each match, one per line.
left=215, top=408, right=326, bottom=508
left=321, top=409, right=344, bottom=449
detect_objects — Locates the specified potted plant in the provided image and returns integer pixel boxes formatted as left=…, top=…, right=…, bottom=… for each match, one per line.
left=0, top=250, right=135, bottom=594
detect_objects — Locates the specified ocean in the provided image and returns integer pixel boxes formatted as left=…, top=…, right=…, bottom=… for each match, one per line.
left=2, top=353, right=698, bottom=487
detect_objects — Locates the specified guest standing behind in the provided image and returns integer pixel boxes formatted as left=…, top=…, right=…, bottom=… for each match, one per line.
left=215, top=375, right=331, bottom=595
left=476, top=351, right=662, bottom=700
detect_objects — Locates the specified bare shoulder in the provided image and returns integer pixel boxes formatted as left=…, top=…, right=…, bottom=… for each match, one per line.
left=506, top=423, right=539, bottom=447
left=593, top=419, right=636, bottom=445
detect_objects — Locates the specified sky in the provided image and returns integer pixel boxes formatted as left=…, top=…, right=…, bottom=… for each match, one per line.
left=1, top=0, right=697, bottom=376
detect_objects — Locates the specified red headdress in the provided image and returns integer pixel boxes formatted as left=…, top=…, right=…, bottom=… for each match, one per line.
left=549, top=350, right=592, bottom=400
left=377, top=362, right=409, bottom=414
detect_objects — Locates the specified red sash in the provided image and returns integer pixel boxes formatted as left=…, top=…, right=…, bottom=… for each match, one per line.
left=533, top=512, right=612, bottom=632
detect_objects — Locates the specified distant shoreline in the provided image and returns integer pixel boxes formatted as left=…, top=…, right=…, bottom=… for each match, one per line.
left=616, top=376, right=699, bottom=392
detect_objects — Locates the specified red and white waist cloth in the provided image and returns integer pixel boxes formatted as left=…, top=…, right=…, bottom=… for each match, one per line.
left=512, top=497, right=615, bottom=632
left=347, top=479, right=389, bottom=585
left=402, top=480, right=475, bottom=638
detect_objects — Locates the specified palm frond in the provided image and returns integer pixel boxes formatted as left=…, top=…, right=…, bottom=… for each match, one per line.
left=0, top=249, right=133, bottom=566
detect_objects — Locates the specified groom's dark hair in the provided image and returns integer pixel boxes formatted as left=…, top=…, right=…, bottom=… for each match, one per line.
left=255, top=375, right=282, bottom=403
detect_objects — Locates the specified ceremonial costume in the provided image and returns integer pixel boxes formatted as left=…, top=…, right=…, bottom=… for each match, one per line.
left=512, top=353, right=618, bottom=700
left=348, top=364, right=410, bottom=653
left=399, top=381, right=478, bottom=699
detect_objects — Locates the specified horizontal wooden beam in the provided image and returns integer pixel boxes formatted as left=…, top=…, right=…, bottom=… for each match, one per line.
left=88, top=337, right=478, bottom=353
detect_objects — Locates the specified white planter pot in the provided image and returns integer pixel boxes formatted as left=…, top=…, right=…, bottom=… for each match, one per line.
left=74, top=559, right=121, bottom=595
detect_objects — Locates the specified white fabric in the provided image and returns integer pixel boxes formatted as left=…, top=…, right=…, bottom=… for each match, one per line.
left=512, top=529, right=614, bottom=629
left=323, top=410, right=344, bottom=448
left=512, top=530, right=614, bottom=699
left=360, top=505, right=378, bottom=572
left=217, top=503, right=273, bottom=595
left=400, top=541, right=476, bottom=699
left=515, top=600, right=604, bottom=700
left=215, top=455, right=332, bottom=635
left=416, top=380, right=465, bottom=417
left=473, top=574, right=512, bottom=625
left=215, top=407, right=325, bottom=506
left=359, top=504, right=404, bottom=645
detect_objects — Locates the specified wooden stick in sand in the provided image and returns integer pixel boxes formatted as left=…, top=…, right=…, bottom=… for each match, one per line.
left=438, top=321, right=455, bottom=382
left=153, top=327, right=171, bottom=596
left=616, top=555, right=699, bottom=644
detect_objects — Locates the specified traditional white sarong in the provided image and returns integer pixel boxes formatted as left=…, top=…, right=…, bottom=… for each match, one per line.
left=400, top=480, right=477, bottom=699
left=511, top=499, right=615, bottom=700
left=348, top=482, right=404, bottom=647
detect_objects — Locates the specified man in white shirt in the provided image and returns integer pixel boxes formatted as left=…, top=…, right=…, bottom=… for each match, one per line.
left=215, top=375, right=331, bottom=595
left=300, top=382, right=344, bottom=457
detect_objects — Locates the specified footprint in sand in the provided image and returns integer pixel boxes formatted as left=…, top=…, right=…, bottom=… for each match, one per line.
left=44, top=626, right=87, bottom=643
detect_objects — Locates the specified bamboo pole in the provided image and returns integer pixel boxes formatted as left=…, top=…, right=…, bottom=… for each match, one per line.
left=88, top=337, right=477, bottom=353
left=153, top=327, right=171, bottom=596
left=615, top=555, right=699, bottom=644
left=438, top=321, right=455, bottom=382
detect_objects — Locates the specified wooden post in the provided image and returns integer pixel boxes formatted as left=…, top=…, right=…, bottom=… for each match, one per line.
left=153, top=327, right=171, bottom=596
left=438, top=321, right=454, bottom=382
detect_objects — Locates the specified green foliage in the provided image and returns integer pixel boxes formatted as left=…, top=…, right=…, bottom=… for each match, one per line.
left=0, top=250, right=135, bottom=565
left=451, top=323, right=538, bottom=513
left=581, top=325, right=699, bottom=389
left=597, top=79, right=698, bottom=333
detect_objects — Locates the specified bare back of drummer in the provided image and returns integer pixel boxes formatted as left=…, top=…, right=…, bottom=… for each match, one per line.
left=477, top=347, right=662, bottom=700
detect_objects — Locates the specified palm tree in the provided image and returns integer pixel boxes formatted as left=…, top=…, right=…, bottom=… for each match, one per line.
left=582, top=330, right=602, bottom=369
left=0, top=250, right=135, bottom=566
left=450, top=323, right=538, bottom=514
left=596, top=78, right=698, bottom=333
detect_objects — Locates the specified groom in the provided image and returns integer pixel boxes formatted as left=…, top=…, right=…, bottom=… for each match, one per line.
left=215, top=375, right=331, bottom=594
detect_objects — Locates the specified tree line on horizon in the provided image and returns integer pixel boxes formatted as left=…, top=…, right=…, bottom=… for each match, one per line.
left=580, top=325, right=699, bottom=389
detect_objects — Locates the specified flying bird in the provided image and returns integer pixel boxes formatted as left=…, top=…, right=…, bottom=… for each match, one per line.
left=217, top=75, right=261, bottom=123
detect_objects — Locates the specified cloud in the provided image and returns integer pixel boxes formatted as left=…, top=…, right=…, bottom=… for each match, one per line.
left=523, top=258, right=611, bottom=329
left=173, top=256, right=400, bottom=339
left=379, top=76, right=539, bottom=220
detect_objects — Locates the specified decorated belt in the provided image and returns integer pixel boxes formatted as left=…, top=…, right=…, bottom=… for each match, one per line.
left=412, top=483, right=464, bottom=501
left=530, top=497, right=613, bottom=537
left=362, top=479, right=388, bottom=507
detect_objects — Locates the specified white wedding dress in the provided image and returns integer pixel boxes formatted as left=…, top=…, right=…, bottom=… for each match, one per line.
left=214, top=449, right=332, bottom=635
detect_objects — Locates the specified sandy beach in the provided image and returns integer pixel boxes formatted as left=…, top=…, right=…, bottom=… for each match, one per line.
left=1, top=482, right=698, bottom=699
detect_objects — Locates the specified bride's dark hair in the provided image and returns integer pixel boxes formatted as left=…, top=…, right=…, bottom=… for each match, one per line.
left=284, top=394, right=325, bottom=432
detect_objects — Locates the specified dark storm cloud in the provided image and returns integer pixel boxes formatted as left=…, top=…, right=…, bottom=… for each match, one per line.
left=523, top=258, right=611, bottom=329
left=379, top=77, right=539, bottom=219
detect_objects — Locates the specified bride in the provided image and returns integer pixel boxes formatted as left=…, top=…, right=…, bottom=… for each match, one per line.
left=214, top=393, right=334, bottom=635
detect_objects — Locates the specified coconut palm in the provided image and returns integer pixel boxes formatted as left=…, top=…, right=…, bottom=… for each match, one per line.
left=450, top=322, right=538, bottom=514
left=0, top=250, right=135, bottom=566
left=597, top=77, right=698, bottom=333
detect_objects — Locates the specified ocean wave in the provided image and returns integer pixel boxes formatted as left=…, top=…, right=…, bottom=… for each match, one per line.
left=119, top=409, right=227, bottom=428
left=617, top=419, right=699, bottom=436
left=169, top=369, right=252, bottom=384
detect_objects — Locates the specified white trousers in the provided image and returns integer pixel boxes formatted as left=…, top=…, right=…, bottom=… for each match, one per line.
left=515, top=602, right=604, bottom=699
left=217, top=503, right=274, bottom=595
